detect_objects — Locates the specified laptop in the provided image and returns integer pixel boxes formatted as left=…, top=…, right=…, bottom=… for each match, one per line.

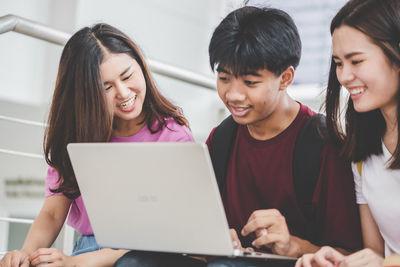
left=67, top=142, right=296, bottom=262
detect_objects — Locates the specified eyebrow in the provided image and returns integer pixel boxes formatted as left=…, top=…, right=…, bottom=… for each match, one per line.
left=242, top=71, right=261, bottom=77
left=216, top=67, right=262, bottom=77
left=332, top=52, right=365, bottom=60
left=216, top=67, right=230, bottom=74
left=103, top=65, right=132, bottom=85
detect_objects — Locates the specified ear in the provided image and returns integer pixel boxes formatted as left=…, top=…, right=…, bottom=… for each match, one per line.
left=279, top=66, right=295, bottom=91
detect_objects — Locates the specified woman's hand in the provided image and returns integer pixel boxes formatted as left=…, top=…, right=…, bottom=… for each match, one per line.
left=295, top=247, right=384, bottom=267
left=30, top=248, right=129, bottom=267
left=295, top=246, right=344, bottom=267
left=339, top=248, right=383, bottom=267
left=0, top=250, right=29, bottom=267
left=29, top=248, right=72, bottom=267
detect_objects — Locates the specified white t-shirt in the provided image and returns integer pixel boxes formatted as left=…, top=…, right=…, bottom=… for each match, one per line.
left=352, top=142, right=400, bottom=256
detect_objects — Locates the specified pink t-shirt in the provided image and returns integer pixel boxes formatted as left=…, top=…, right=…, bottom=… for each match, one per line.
left=45, top=118, right=194, bottom=235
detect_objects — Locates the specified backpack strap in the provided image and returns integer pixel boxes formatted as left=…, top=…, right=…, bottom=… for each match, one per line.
left=209, top=115, right=238, bottom=194
left=356, top=161, right=363, bottom=176
left=292, top=113, right=327, bottom=244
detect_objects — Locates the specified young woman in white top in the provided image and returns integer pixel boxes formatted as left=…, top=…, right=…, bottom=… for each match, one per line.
left=296, top=0, right=400, bottom=266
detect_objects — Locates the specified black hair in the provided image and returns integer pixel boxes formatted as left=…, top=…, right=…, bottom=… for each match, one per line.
left=209, top=6, right=301, bottom=77
left=325, top=0, right=400, bottom=168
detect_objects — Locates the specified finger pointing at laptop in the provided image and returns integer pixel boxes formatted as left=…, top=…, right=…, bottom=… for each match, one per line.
left=241, top=209, right=301, bottom=256
left=230, top=229, right=254, bottom=252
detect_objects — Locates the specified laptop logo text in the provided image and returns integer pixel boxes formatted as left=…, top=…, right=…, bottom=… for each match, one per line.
left=137, top=195, right=159, bottom=202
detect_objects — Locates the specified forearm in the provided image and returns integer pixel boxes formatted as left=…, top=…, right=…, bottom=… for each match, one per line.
left=70, top=248, right=129, bottom=267
left=288, top=235, right=320, bottom=258
left=289, top=235, right=353, bottom=258
left=360, top=205, right=385, bottom=257
left=335, top=247, right=352, bottom=256
left=21, top=195, right=71, bottom=255
left=21, top=210, right=66, bottom=255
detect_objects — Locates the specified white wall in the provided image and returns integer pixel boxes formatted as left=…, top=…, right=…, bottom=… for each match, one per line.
left=0, top=0, right=72, bottom=107
left=248, top=0, right=348, bottom=85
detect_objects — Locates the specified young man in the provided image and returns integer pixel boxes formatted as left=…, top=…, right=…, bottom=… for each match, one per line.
left=206, top=6, right=362, bottom=265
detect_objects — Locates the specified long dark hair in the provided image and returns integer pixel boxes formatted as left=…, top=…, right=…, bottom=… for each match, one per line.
left=325, top=0, right=400, bottom=168
left=44, top=23, right=189, bottom=198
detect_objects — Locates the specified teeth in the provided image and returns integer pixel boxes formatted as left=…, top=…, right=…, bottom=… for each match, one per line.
left=119, top=95, right=136, bottom=108
left=349, top=88, right=364, bottom=95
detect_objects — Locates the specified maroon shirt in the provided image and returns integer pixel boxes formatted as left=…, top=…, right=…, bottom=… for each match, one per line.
left=206, top=104, right=362, bottom=252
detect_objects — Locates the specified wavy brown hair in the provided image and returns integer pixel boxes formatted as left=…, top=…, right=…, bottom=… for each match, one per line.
left=325, top=0, right=400, bottom=169
left=44, top=23, right=189, bottom=199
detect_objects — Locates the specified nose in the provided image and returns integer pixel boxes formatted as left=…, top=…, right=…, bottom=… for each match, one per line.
left=223, top=80, right=245, bottom=103
left=337, top=63, right=355, bottom=85
left=114, top=80, right=131, bottom=99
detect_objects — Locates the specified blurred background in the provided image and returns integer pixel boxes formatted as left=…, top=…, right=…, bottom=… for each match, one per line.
left=0, top=0, right=347, bottom=254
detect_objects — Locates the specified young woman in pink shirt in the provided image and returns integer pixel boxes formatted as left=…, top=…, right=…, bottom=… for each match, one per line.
left=0, top=23, right=195, bottom=267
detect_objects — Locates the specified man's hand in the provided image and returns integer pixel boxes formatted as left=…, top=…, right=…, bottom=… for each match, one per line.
left=241, top=209, right=300, bottom=256
left=229, top=229, right=254, bottom=252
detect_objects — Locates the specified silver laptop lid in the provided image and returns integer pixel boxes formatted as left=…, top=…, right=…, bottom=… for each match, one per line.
left=67, top=142, right=235, bottom=256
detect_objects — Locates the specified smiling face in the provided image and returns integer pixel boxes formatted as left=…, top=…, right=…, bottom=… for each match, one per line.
left=216, top=67, right=289, bottom=126
left=332, top=25, right=400, bottom=113
left=100, top=53, right=147, bottom=130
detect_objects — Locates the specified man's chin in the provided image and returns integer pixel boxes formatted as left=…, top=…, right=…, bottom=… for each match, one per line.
left=231, top=115, right=251, bottom=125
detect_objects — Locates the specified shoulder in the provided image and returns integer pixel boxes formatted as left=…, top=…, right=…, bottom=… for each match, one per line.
left=298, top=102, right=316, bottom=119
left=46, top=167, right=63, bottom=196
left=354, top=145, right=395, bottom=182
left=46, top=167, right=60, bottom=182
left=289, top=103, right=318, bottom=139
left=205, top=115, right=238, bottom=148
left=351, top=161, right=362, bottom=185
left=206, top=127, right=217, bottom=148
left=293, top=108, right=327, bottom=157
left=159, top=118, right=195, bottom=142
left=206, top=115, right=238, bottom=141
left=351, top=161, right=362, bottom=177
left=321, top=142, right=345, bottom=161
left=319, top=142, right=353, bottom=176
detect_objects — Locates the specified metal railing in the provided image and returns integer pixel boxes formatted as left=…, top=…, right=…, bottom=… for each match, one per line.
left=0, top=218, right=74, bottom=258
left=0, top=218, right=34, bottom=258
left=0, top=115, right=47, bottom=128
left=0, top=13, right=217, bottom=257
left=0, top=115, right=45, bottom=159
left=0, top=217, right=34, bottom=225
left=0, top=14, right=216, bottom=90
